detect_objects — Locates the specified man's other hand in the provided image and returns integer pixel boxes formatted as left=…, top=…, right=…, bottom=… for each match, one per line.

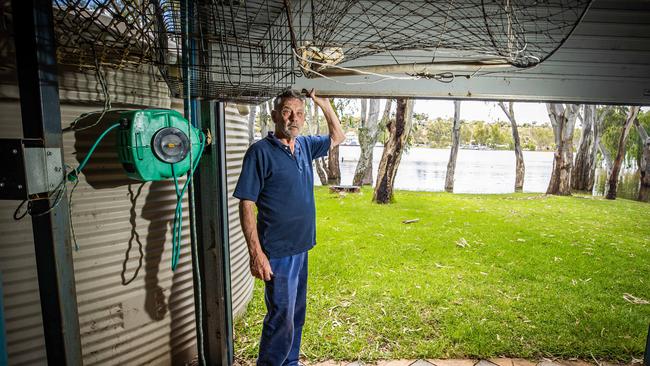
left=250, top=251, right=274, bottom=281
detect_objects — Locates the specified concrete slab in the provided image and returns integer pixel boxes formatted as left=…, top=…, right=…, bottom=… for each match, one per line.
left=488, top=358, right=514, bottom=366
left=410, top=361, right=435, bottom=366
left=428, top=359, right=477, bottom=366
left=376, top=360, right=415, bottom=366
left=511, top=358, right=537, bottom=366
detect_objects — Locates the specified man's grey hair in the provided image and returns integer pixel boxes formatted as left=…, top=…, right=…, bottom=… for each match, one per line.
left=273, top=89, right=305, bottom=111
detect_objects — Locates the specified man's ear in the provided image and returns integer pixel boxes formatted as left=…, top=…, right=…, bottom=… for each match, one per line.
left=270, top=109, right=279, bottom=124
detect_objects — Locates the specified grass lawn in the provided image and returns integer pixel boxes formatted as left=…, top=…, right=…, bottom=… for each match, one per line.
left=234, top=187, right=650, bottom=362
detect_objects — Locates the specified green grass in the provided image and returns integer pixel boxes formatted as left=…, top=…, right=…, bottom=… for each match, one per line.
left=234, top=187, right=650, bottom=362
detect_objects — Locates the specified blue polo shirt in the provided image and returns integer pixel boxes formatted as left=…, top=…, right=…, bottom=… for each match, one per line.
left=234, top=132, right=331, bottom=258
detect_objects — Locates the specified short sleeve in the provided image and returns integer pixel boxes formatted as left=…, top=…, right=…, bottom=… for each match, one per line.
left=233, top=147, right=265, bottom=202
left=305, top=135, right=331, bottom=160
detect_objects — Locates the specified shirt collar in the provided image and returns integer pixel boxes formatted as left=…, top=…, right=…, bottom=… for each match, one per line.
left=266, top=132, right=301, bottom=152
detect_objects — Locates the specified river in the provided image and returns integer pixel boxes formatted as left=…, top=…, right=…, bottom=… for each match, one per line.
left=318, top=146, right=639, bottom=199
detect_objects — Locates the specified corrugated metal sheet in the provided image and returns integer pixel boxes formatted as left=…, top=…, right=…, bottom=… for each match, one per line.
left=0, top=59, right=49, bottom=365
left=60, top=102, right=198, bottom=366
left=0, top=203, right=48, bottom=366
left=224, top=105, right=254, bottom=318
left=0, top=66, right=255, bottom=365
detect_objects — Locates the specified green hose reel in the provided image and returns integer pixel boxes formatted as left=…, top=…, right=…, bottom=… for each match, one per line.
left=117, top=109, right=202, bottom=181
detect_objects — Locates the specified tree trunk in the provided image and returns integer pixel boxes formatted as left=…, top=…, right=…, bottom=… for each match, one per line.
left=444, top=101, right=462, bottom=192
left=606, top=106, right=640, bottom=200
left=315, top=158, right=328, bottom=185
left=311, top=106, right=328, bottom=185
left=499, top=101, right=525, bottom=192
left=260, top=101, right=274, bottom=137
left=373, top=98, right=414, bottom=204
left=571, top=105, right=594, bottom=192
left=586, top=105, right=607, bottom=192
left=546, top=103, right=581, bottom=196
left=353, top=99, right=389, bottom=186
left=247, top=105, right=257, bottom=145
left=327, top=99, right=341, bottom=185
left=634, top=119, right=650, bottom=202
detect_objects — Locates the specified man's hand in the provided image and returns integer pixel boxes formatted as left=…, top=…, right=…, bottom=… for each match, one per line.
left=249, top=250, right=274, bottom=281
left=305, top=88, right=329, bottom=109
left=304, top=88, right=346, bottom=146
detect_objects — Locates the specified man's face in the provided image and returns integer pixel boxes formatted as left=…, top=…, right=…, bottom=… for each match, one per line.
left=272, top=97, right=305, bottom=138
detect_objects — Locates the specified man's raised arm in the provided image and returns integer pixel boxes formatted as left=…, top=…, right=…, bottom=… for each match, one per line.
left=307, top=89, right=345, bottom=147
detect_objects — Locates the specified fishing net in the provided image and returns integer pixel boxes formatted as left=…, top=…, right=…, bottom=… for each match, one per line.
left=51, top=0, right=592, bottom=101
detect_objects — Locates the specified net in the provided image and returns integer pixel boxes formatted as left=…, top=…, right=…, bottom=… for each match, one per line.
left=51, top=0, right=592, bottom=101
left=53, top=0, right=295, bottom=103
left=290, top=0, right=593, bottom=78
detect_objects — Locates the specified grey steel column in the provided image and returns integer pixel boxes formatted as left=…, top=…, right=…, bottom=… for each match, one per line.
left=10, top=0, right=82, bottom=364
left=181, top=0, right=233, bottom=363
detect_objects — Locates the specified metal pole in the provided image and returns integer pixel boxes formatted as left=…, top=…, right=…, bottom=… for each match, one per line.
left=643, top=325, right=650, bottom=365
left=181, top=0, right=233, bottom=364
left=10, top=0, right=82, bottom=364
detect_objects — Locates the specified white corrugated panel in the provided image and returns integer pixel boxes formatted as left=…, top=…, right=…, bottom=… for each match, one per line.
left=0, top=24, right=49, bottom=366
left=0, top=46, right=254, bottom=366
left=224, top=104, right=254, bottom=318
left=61, top=101, right=198, bottom=366
left=0, top=200, right=48, bottom=366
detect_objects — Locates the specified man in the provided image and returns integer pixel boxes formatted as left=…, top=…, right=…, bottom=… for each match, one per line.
left=234, top=89, right=345, bottom=365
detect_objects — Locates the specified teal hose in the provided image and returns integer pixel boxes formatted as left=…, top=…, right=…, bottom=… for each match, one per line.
left=67, top=121, right=204, bottom=271
left=72, top=123, right=121, bottom=179
left=170, top=131, right=205, bottom=271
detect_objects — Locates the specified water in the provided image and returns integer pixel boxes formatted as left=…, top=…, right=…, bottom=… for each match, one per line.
left=319, top=146, right=556, bottom=193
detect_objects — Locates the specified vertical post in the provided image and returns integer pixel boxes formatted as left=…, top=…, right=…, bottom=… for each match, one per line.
left=643, top=324, right=650, bottom=365
left=11, top=0, right=82, bottom=364
left=192, top=101, right=234, bottom=365
left=181, top=0, right=233, bottom=364
left=0, top=272, right=7, bottom=366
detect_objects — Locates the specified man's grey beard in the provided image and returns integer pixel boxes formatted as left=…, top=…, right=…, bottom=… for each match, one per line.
left=280, top=124, right=298, bottom=137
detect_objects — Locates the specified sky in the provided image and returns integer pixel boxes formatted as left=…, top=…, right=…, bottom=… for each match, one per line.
left=340, top=100, right=648, bottom=126
left=414, top=100, right=551, bottom=125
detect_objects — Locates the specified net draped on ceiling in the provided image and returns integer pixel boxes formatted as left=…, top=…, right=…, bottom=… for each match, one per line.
left=52, top=0, right=592, bottom=102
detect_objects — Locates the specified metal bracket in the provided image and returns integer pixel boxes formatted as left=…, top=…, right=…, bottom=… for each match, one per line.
left=0, top=139, right=64, bottom=200
left=24, top=146, right=64, bottom=195
left=0, top=139, right=28, bottom=200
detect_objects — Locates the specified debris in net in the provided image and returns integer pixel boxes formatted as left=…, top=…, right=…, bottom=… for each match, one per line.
left=456, top=237, right=470, bottom=248
left=623, top=293, right=649, bottom=304
left=402, top=218, right=419, bottom=224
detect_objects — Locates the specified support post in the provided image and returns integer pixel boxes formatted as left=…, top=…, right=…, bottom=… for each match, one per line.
left=11, top=0, right=82, bottom=364
left=643, top=324, right=650, bottom=365
left=181, top=0, right=233, bottom=364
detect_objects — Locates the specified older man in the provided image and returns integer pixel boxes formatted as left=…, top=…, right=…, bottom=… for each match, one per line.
left=234, top=89, right=345, bottom=365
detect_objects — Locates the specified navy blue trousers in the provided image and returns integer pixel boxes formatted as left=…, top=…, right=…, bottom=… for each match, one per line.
left=257, top=251, right=308, bottom=366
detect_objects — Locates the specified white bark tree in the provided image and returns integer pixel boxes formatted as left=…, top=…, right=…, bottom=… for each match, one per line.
left=606, top=106, right=640, bottom=200
left=247, top=105, right=257, bottom=145
left=546, top=103, right=581, bottom=195
left=499, top=101, right=525, bottom=192
left=373, top=98, right=414, bottom=204
left=634, top=118, right=650, bottom=202
left=571, top=105, right=593, bottom=192
left=444, top=101, right=462, bottom=192
left=353, top=99, right=390, bottom=186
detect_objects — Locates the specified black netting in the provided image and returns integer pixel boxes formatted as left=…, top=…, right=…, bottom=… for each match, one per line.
left=53, top=0, right=295, bottom=103
left=291, top=0, right=592, bottom=76
left=52, top=0, right=592, bottom=101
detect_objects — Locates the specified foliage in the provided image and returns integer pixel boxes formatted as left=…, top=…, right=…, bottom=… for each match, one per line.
left=235, top=188, right=650, bottom=362
left=600, top=108, right=650, bottom=170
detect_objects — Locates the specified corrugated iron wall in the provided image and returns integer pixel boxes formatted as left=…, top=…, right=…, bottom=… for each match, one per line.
left=0, top=64, right=50, bottom=365
left=224, top=106, right=255, bottom=318
left=0, top=63, right=254, bottom=364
